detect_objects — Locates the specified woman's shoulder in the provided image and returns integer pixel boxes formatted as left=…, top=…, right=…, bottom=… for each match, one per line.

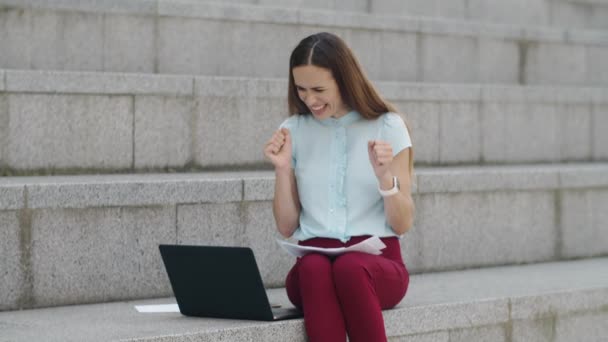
left=380, top=112, right=406, bottom=128
left=279, top=114, right=302, bottom=130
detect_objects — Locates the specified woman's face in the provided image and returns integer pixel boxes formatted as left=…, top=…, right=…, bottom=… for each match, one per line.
left=292, top=65, right=349, bottom=120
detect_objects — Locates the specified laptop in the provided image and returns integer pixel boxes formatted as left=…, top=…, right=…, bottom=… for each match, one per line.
left=159, top=244, right=302, bottom=321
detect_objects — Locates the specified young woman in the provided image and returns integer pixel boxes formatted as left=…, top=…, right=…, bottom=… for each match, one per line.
left=263, top=32, right=414, bottom=342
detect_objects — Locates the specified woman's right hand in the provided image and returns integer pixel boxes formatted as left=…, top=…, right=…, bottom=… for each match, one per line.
left=264, top=128, right=292, bottom=170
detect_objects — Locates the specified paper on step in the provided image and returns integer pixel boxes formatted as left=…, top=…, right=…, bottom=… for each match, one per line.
left=277, top=236, right=386, bottom=258
left=135, top=304, right=179, bottom=313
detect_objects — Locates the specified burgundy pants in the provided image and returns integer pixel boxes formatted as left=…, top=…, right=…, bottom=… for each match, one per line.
left=285, top=235, right=409, bottom=342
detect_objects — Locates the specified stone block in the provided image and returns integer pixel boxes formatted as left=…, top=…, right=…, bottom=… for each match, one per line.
left=158, top=17, right=207, bottom=75
left=416, top=165, right=559, bottom=193
left=468, top=0, right=548, bottom=26
left=378, top=31, right=417, bottom=82
left=348, top=29, right=384, bottom=81
left=259, top=0, right=329, bottom=10
left=7, top=94, right=132, bottom=170
left=478, top=39, right=519, bottom=83
left=31, top=206, right=176, bottom=307
left=415, top=191, right=555, bottom=271
left=0, top=211, right=22, bottom=311
left=31, top=10, right=104, bottom=71
left=29, top=10, right=61, bottom=70
left=437, top=0, right=467, bottom=19
left=510, top=287, right=608, bottom=320
left=243, top=201, right=292, bottom=287
left=168, top=13, right=300, bottom=78
left=593, top=105, right=608, bottom=160
left=206, top=20, right=294, bottom=78
left=61, top=11, right=104, bottom=71
left=587, top=46, right=608, bottom=87
left=555, top=312, right=608, bottom=342
left=334, top=0, right=368, bottom=12
left=2, top=0, right=157, bottom=15
left=194, top=95, right=285, bottom=167
left=558, top=104, right=592, bottom=161
left=177, top=203, right=243, bottom=247
left=550, top=2, right=589, bottom=29
left=588, top=6, right=608, bottom=29
left=480, top=85, right=525, bottom=103
left=401, top=194, right=425, bottom=273
left=394, top=102, right=440, bottom=165
left=526, top=43, right=587, bottom=85
left=182, top=320, right=307, bottom=342
left=421, top=35, right=478, bottom=83
left=385, top=299, right=509, bottom=336
left=98, top=73, right=193, bottom=95
left=226, top=22, right=296, bottom=79
left=5, top=70, right=193, bottom=95
left=26, top=174, right=242, bottom=209
left=561, top=189, right=608, bottom=257
left=512, top=318, right=554, bottom=342
left=243, top=173, right=275, bottom=201
left=482, top=103, right=560, bottom=163
left=0, top=95, right=6, bottom=167
left=449, top=324, right=506, bottom=342
left=481, top=103, right=520, bottom=162
left=439, top=102, right=480, bottom=164
left=389, top=331, right=449, bottom=342
left=0, top=8, right=31, bottom=69
left=559, top=164, right=608, bottom=188
left=134, top=96, right=193, bottom=169
left=0, top=184, right=24, bottom=211
left=371, top=0, right=436, bottom=16
left=104, top=14, right=155, bottom=73
left=383, top=83, right=480, bottom=103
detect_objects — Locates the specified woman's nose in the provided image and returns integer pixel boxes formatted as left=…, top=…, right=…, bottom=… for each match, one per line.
left=304, top=95, right=317, bottom=106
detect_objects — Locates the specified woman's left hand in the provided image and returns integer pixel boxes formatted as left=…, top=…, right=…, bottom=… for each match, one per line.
left=367, top=140, right=393, bottom=180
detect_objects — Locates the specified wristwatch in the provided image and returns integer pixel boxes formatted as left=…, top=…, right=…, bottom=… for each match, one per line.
left=378, top=176, right=400, bottom=197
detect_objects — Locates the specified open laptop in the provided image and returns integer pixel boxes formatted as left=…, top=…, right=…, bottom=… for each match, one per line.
left=159, top=244, right=302, bottom=321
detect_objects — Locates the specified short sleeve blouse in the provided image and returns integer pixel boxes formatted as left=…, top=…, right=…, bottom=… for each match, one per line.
left=279, top=110, right=411, bottom=242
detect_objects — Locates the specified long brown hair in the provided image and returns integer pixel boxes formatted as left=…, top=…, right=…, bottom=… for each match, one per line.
left=287, top=32, right=414, bottom=173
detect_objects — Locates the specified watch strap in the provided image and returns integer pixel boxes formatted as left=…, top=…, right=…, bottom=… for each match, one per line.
left=378, top=176, right=399, bottom=197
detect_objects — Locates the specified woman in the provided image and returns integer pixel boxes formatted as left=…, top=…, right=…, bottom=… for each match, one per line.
left=263, top=32, right=414, bottom=342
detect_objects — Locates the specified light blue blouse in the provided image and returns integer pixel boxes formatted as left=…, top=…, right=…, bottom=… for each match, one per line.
left=279, top=110, right=412, bottom=242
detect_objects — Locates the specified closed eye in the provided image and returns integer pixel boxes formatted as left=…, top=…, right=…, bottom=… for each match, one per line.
left=296, top=86, right=325, bottom=92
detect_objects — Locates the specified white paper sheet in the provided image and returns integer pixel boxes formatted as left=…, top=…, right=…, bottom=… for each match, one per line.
left=277, top=236, right=386, bottom=258
left=134, top=304, right=179, bottom=313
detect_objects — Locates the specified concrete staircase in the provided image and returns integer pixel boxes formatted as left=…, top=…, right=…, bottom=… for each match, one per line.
left=1, top=0, right=607, bottom=341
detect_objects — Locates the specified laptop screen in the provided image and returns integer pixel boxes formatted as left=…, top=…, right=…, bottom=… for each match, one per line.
left=159, top=244, right=275, bottom=321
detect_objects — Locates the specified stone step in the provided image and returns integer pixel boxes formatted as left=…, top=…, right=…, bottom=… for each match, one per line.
left=1, top=257, right=607, bottom=341
left=180, top=0, right=608, bottom=31
left=1, top=69, right=607, bottom=174
left=1, top=164, right=607, bottom=310
left=1, top=0, right=608, bottom=86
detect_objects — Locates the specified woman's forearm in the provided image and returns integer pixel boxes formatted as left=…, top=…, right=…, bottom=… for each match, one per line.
left=383, top=192, right=415, bottom=235
left=378, top=174, right=414, bottom=235
left=273, top=168, right=301, bottom=238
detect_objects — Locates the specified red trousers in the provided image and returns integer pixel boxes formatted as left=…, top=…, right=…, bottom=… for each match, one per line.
left=285, top=235, right=409, bottom=342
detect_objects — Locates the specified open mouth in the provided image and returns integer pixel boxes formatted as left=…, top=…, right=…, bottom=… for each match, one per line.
left=310, top=104, right=327, bottom=116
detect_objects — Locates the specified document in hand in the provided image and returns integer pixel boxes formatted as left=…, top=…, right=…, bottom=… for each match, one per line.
left=277, top=236, right=386, bottom=258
